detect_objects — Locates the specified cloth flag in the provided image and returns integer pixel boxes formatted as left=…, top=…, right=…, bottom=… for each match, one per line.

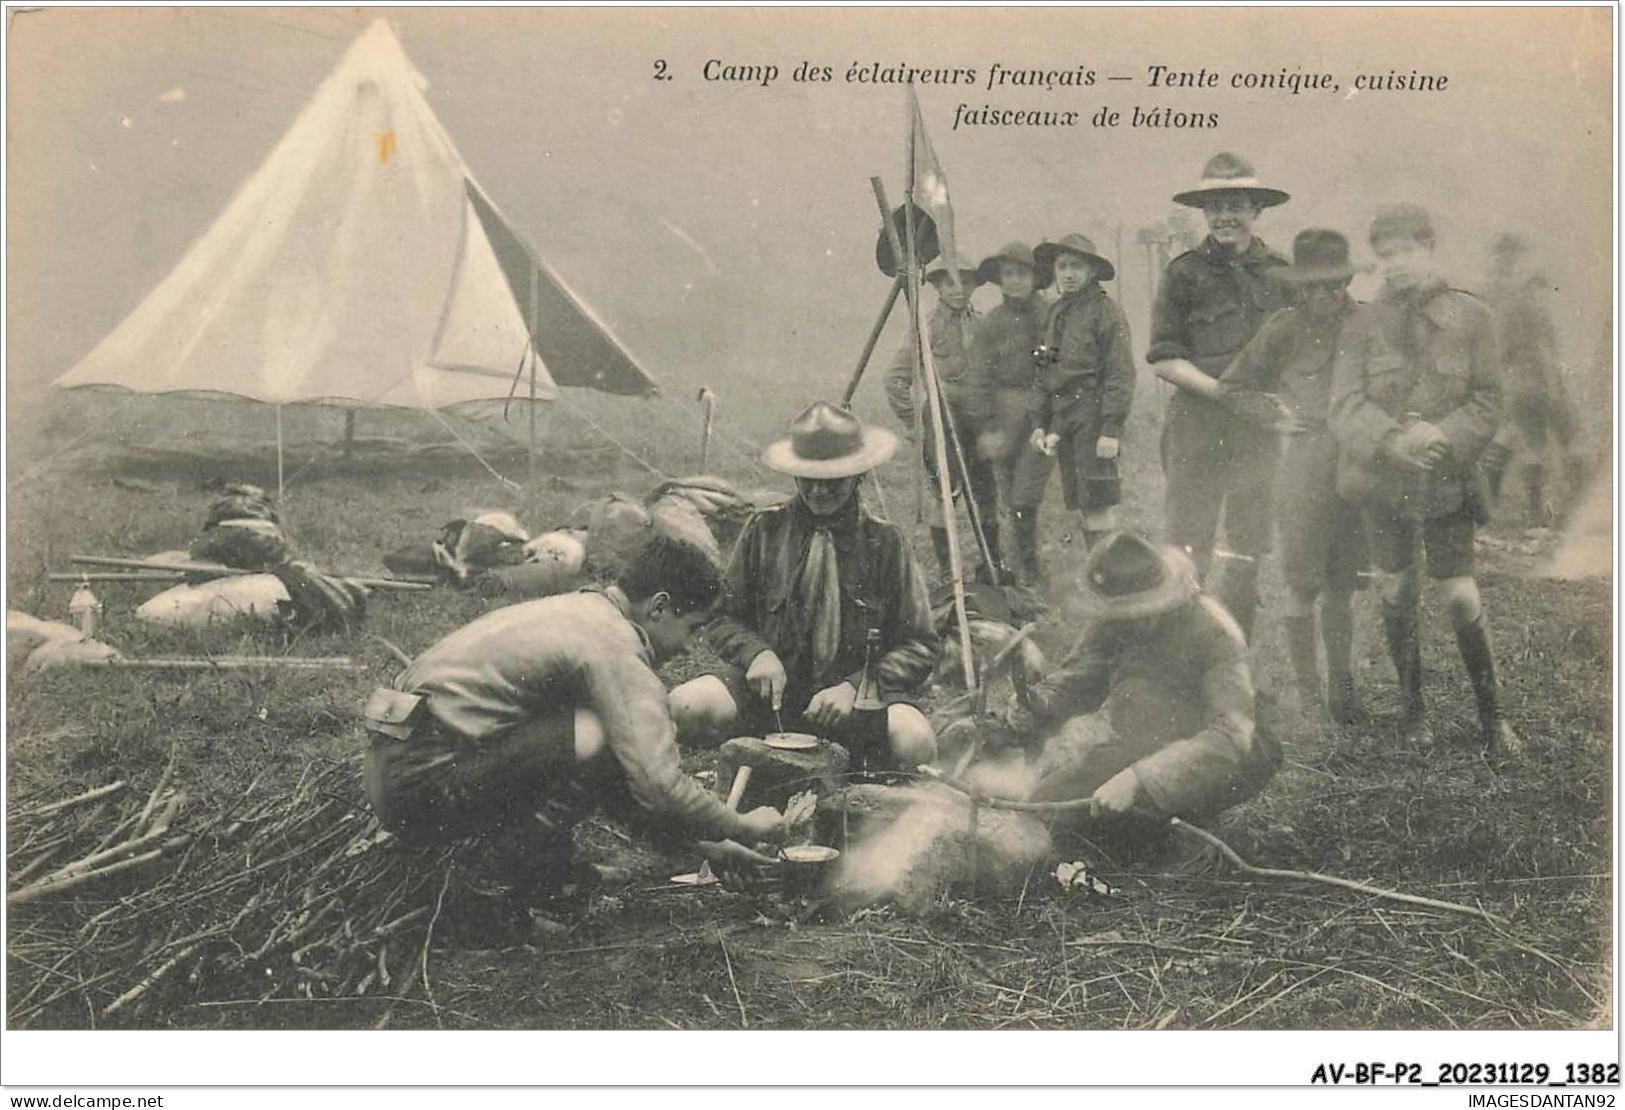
left=907, top=85, right=960, bottom=294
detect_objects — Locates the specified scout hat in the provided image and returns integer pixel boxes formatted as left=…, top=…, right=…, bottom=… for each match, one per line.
left=1172, top=152, right=1290, bottom=210
left=875, top=202, right=941, bottom=278
left=925, top=250, right=981, bottom=288
left=1076, top=531, right=1199, bottom=620
left=762, top=401, right=898, bottom=479
left=1279, top=228, right=1356, bottom=283
left=1034, top=233, right=1116, bottom=286
left=1368, top=203, right=1435, bottom=247
left=976, top=241, right=1037, bottom=285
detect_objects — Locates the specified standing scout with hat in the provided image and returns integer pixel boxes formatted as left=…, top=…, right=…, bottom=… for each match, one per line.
left=1480, top=231, right=1585, bottom=526
left=1328, top=203, right=1521, bottom=759
left=1027, top=233, right=1137, bottom=553
left=1023, top=531, right=1280, bottom=826
left=968, top=241, right=1055, bottom=583
left=883, top=252, right=1005, bottom=582
left=674, top=402, right=940, bottom=770
left=1216, top=229, right=1369, bottom=728
left=1147, top=151, right=1295, bottom=641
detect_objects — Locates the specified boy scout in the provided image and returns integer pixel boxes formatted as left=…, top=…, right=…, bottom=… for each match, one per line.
left=968, top=241, right=1054, bottom=583
left=1028, top=234, right=1136, bottom=552
left=673, top=402, right=941, bottom=770
left=1147, top=152, right=1295, bottom=640
left=884, top=253, right=1003, bottom=582
left=1329, top=204, right=1522, bottom=759
left=1026, top=531, right=1279, bottom=825
left=1481, top=231, right=1583, bottom=525
left=1218, top=229, right=1367, bottom=726
left=363, top=535, right=786, bottom=889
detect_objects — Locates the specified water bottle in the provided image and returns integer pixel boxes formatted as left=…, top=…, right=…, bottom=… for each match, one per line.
left=850, top=629, right=887, bottom=776
left=68, top=580, right=102, bottom=639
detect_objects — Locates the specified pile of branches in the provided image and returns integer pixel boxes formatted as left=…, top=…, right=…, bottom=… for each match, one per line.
left=7, top=753, right=468, bottom=1028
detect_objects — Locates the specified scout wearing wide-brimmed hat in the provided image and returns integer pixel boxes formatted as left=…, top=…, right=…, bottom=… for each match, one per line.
left=1146, top=151, right=1294, bottom=643
left=1327, top=203, right=1521, bottom=761
left=1022, top=530, right=1279, bottom=826
left=683, top=402, right=940, bottom=770
left=1026, top=233, right=1136, bottom=555
left=967, top=241, right=1054, bottom=584
left=1216, top=228, right=1368, bottom=729
left=882, top=252, right=1004, bottom=584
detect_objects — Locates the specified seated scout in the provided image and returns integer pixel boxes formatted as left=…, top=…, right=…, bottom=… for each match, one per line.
left=670, top=402, right=940, bottom=770
left=362, top=535, right=786, bottom=882
left=1025, top=531, right=1280, bottom=825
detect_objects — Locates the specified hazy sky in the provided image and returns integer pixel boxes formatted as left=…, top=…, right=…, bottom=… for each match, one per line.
left=6, top=6, right=1613, bottom=428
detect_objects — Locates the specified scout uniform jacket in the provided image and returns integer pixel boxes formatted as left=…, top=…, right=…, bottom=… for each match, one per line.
left=707, top=497, right=939, bottom=713
left=1032, top=282, right=1136, bottom=438
left=1026, top=597, right=1278, bottom=819
left=1329, top=282, right=1502, bottom=519
left=884, top=301, right=987, bottom=429
left=1147, top=237, right=1293, bottom=378
left=969, top=293, right=1046, bottom=393
left=393, top=589, right=747, bottom=840
left=1218, top=297, right=1358, bottom=432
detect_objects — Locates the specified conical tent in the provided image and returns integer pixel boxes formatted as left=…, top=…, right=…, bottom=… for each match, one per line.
left=53, top=19, right=656, bottom=428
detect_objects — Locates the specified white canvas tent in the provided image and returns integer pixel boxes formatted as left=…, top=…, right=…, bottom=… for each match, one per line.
left=52, top=19, right=656, bottom=487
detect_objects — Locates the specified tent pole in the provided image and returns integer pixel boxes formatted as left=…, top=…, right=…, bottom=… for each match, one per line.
left=528, top=264, right=540, bottom=518
left=341, top=409, right=356, bottom=463
left=275, top=404, right=285, bottom=505
left=894, top=110, right=976, bottom=692
left=839, top=273, right=904, bottom=407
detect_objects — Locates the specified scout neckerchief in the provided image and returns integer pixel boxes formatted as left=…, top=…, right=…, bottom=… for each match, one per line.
left=782, top=495, right=863, bottom=677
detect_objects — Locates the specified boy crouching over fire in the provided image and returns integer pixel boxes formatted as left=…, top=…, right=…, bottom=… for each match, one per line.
left=362, top=535, right=786, bottom=894
left=1024, top=531, right=1281, bottom=826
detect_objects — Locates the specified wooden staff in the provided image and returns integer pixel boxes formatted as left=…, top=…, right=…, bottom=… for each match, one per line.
left=67, top=555, right=432, bottom=591
left=882, top=163, right=975, bottom=691
left=87, top=656, right=369, bottom=673
left=839, top=274, right=905, bottom=407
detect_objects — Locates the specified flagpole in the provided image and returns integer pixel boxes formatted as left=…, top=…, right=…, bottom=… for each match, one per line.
left=527, top=264, right=539, bottom=519
left=899, top=90, right=976, bottom=692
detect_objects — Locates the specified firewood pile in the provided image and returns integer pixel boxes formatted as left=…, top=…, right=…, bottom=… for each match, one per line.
left=6, top=751, right=464, bottom=1028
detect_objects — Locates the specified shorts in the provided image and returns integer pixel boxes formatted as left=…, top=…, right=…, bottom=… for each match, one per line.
left=1276, top=432, right=1368, bottom=595
left=1161, top=391, right=1278, bottom=568
left=1057, top=430, right=1121, bottom=512
left=1364, top=505, right=1477, bottom=581
left=362, top=707, right=588, bottom=840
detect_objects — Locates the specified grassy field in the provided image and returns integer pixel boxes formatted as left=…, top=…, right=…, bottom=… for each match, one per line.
left=4, top=392, right=1612, bottom=1030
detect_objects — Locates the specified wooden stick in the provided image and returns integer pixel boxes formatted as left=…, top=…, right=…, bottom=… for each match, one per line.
left=877, top=175, right=976, bottom=691
left=48, top=572, right=182, bottom=583
left=88, top=656, right=368, bottom=673
left=1166, top=818, right=1510, bottom=925
left=725, top=765, right=753, bottom=811
left=16, top=780, right=126, bottom=820
left=8, top=841, right=182, bottom=906
left=840, top=275, right=904, bottom=406
left=102, top=944, right=198, bottom=1018
left=66, top=555, right=431, bottom=591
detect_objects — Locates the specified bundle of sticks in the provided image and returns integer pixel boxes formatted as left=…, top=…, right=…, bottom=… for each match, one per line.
left=7, top=753, right=468, bottom=1028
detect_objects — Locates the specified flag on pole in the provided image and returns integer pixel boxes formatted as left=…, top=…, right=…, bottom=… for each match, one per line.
left=907, top=84, right=960, bottom=294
